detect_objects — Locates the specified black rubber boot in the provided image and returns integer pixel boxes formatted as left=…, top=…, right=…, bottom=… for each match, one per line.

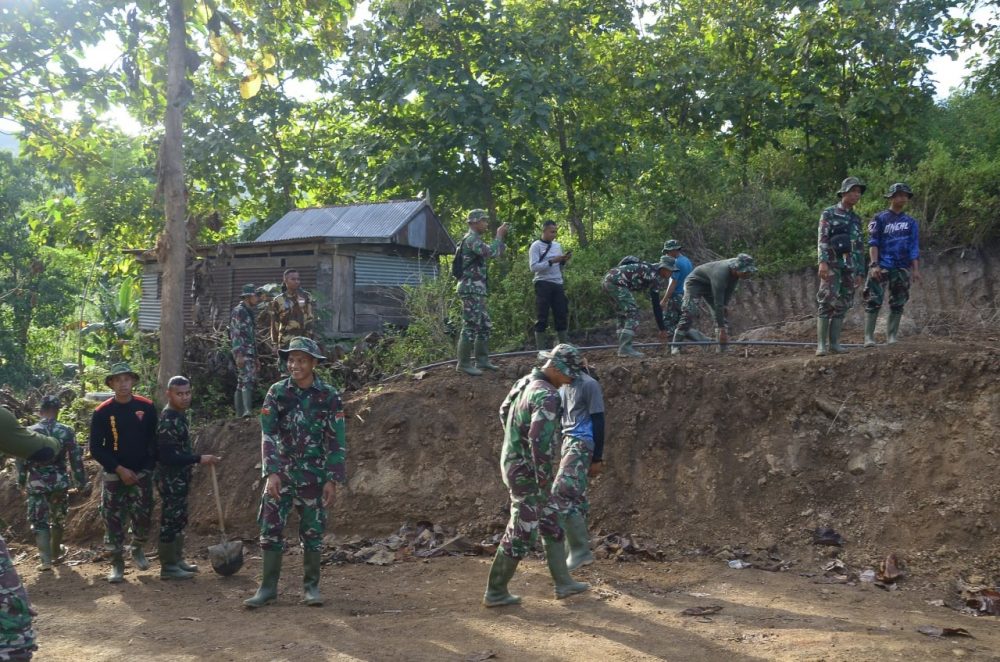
left=483, top=549, right=522, bottom=607
left=543, top=536, right=589, bottom=599
left=175, top=534, right=199, bottom=573
left=241, top=387, right=255, bottom=418
left=159, top=540, right=195, bottom=580
left=556, top=330, right=569, bottom=344
left=107, top=552, right=125, bottom=584
left=244, top=550, right=282, bottom=609
left=535, top=331, right=548, bottom=350
left=302, top=550, right=324, bottom=606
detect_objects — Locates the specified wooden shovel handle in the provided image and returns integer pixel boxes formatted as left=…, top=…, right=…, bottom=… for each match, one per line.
left=210, top=464, right=227, bottom=537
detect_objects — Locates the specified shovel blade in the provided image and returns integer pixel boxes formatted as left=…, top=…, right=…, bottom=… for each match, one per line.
left=208, top=540, right=244, bottom=576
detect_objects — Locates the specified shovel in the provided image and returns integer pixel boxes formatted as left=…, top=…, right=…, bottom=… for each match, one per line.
left=207, top=464, right=244, bottom=576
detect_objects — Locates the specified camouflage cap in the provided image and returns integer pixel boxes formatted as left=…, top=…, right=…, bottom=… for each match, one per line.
left=39, top=395, right=62, bottom=410
left=467, top=209, right=489, bottom=223
left=241, top=283, right=257, bottom=297
left=254, top=286, right=268, bottom=296
left=884, top=182, right=913, bottom=199
left=538, top=343, right=583, bottom=378
left=729, top=253, right=758, bottom=274
left=655, top=255, right=679, bottom=272
left=662, top=239, right=683, bottom=252
left=278, top=336, right=326, bottom=362
left=105, top=361, right=140, bottom=387
left=836, top=176, right=867, bottom=197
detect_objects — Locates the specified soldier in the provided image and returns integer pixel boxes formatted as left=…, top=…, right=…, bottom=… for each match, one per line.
left=0, top=406, right=61, bottom=660
left=270, top=269, right=316, bottom=371
left=245, top=336, right=346, bottom=609
left=601, top=255, right=678, bottom=357
left=455, top=209, right=509, bottom=375
left=255, top=285, right=274, bottom=332
left=658, top=239, right=694, bottom=343
left=89, top=362, right=158, bottom=583
left=230, top=283, right=260, bottom=417
left=17, top=395, right=86, bottom=571
left=553, top=361, right=605, bottom=571
left=864, top=183, right=921, bottom=346
left=156, top=376, right=221, bottom=580
left=483, top=344, right=589, bottom=607
left=529, top=220, right=571, bottom=350
left=816, top=177, right=866, bottom=356
left=670, top=254, right=757, bottom=355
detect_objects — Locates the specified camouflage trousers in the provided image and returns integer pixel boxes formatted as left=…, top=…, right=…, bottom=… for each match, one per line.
left=156, top=468, right=191, bottom=543
left=0, top=536, right=35, bottom=661
left=662, top=292, right=683, bottom=338
left=863, top=268, right=910, bottom=314
left=25, top=490, right=68, bottom=532
left=459, top=292, right=492, bottom=342
left=499, top=456, right=563, bottom=560
left=258, top=481, right=326, bottom=552
left=235, top=354, right=258, bottom=390
left=551, top=436, right=592, bottom=519
left=676, top=288, right=724, bottom=334
left=602, top=280, right=640, bottom=333
left=817, top=262, right=857, bottom=319
left=100, top=471, right=153, bottom=553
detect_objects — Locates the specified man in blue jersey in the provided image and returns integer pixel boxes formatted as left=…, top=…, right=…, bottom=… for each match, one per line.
left=863, top=183, right=921, bottom=346
left=659, top=239, right=694, bottom=348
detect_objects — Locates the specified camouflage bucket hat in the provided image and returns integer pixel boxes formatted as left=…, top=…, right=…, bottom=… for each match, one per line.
left=39, top=395, right=62, bottom=410
left=467, top=208, right=489, bottom=223
left=105, top=362, right=140, bottom=387
left=836, top=176, right=866, bottom=197
left=662, top=239, right=683, bottom=252
left=656, top=255, right=679, bottom=272
left=538, top=343, right=584, bottom=378
left=241, top=283, right=257, bottom=297
left=884, top=182, right=913, bottom=199
left=278, top=336, right=326, bottom=362
left=730, top=253, right=757, bottom=274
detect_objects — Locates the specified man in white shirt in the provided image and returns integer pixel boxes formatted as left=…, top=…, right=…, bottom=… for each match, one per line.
left=528, top=221, right=571, bottom=349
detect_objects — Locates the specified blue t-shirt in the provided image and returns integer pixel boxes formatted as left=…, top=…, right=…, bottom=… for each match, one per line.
left=868, top=210, right=919, bottom=270
left=673, top=255, right=694, bottom=295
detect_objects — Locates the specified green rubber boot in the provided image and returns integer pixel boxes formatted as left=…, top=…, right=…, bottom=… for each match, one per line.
left=175, top=534, right=199, bottom=573
left=107, top=552, right=125, bottom=584
left=617, top=330, right=644, bottom=358
left=455, top=338, right=482, bottom=376
left=534, top=331, right=549, bottom=350
left=302, top=550, right=324, bottom=606
left=864, top=311, right=878, bottom=347
left=829, top=317, right=848, bottom=354
left=556, top=330, right=570, bottom=345
left=35, top=530, right=52, bottom=572
left=816, top=318, right=830, bottom=356
left=244, top=550, right=282, bottom=609
left=563, top=513, right=595, bottom=571
left=51, top=526, right=65, bottom=564
left=544, top=536, right=589, bottom=599
left=241, top=386, right=255, bottom=418
left=234, top=390, right=245, bottom=418
left=474, top=338, right=500, bottom=371
left=483, top=549, right=522, bottom=607
left=130, top=544, right=150, bottom=571
left=159, top=540, right=194, bottom=580
left=887, top=311, right=902, bottom=344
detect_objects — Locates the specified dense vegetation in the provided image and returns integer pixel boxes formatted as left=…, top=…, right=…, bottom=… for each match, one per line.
left=2, top=0, right=1000, bottom=391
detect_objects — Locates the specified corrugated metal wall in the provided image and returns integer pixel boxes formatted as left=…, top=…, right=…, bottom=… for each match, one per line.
left=354, top=253, right=439, bottom=286
left=138, top=273, right=161, bottom=331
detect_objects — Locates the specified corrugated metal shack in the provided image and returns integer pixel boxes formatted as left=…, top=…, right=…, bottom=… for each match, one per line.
left=132, top=199, right=455, bottom=337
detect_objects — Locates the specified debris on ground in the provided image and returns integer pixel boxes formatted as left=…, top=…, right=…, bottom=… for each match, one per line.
left=961, top=585, right=1000, bottom=616
left=811, top=527, right=846, bottom=547
left=916, top=625, right=973, bottom=638
left=680, top=605, right=723, bottom=616
left=874, top=553, right=904, bottom=590
left=592, top=533, right=665, bottom=562
left=321, top=521, right=494, bottom=566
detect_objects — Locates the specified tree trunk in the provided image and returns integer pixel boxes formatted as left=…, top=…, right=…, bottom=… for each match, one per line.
left=157, top=0, right=188, bottom=406
left=556, top=109, right=588, bottom=247
left=477, top=148, right=497, bottom=225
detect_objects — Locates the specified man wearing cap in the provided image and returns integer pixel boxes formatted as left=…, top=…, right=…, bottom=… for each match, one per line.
left=484, top=344, right=589, bottom=607
left=816, top=177, right=866, bottom=356
left=455, top=209, right=509, bottom=375
left=0, top=407, right=61, bottom=660
left=156, top=376, right=221, bottom=580
left=671, top=254, right=757, bottom=355
left=18, top=396, right=86, bottom=571
left=863, top=183, right=921, bottom=346
left=89, top=362, right=158, bottom=583
left=230, top=284, right=260, bottom=417
left=659, top=239, right=694, bottom=343
left=529, top=220, right=571, bottom=350
left=602, top=255, right=678, bottom=357
left=270, top=269, right=317, bottom=368
left=245, top=336, right=346, bottom=609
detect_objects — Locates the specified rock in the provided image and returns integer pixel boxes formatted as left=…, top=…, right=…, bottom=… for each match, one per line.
left=847, top=453, right=868, bottom=475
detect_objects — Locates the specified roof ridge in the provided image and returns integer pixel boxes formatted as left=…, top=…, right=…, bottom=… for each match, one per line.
left=284, top=199, right=425, bottom=213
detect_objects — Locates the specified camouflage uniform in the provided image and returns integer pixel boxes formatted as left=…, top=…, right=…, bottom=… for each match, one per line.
left=230, top=300, right=258, bottom=391
left=496, top=368, right=564, bottom=559
left=601, top=261, right=669, bottom=333
left=155, top=407, right=199, bottom=543
left=18, top=420, right=85, bottom=532
left=817, top=204, right=865, bottom=319
left=552, top=373, right=604, bottom=519
left=258, top=376, right=346, bottom=552
left=675, top=255, right=756, bottom=337
left=456, top=229, right=505, bottom=342
left=270, top=289, right=316, bottom=349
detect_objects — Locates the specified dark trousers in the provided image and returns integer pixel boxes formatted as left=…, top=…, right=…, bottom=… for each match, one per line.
left=534, top=280, right=568, bottom=332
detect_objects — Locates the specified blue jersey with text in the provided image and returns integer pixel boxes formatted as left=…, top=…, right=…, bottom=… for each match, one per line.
left=868, top=210, right=919, bottom=269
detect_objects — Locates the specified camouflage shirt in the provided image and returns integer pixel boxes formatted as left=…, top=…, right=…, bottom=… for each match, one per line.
left=260, top=376, right=346, bottom=487
left=457, top=230, right=505, bottom=295
left=270, top=289, right=316, bottom=347
left=157, top=407, right=200, bottom=478
left=498, top=368, right=562, bottom=486
left=230, top=301, right=257, bottom=359
left=19, top=419, right=85, bottom=492
left=603, top=261, right=668, bottom=292
left=817, top=203, right=865, bottom=272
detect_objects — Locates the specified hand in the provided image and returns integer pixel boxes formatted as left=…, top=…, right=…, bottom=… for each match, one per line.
left=496, top=223, right=510, bottom=238
left=236, top=355, right=246, bottom=368
left=588, top=462, right=604, bottom=478
left=718, top=328, right=729, bottom=345
left=200, top=454, right=222, bottom=465
left=912, top=270, right=922, bottom=284
left=115, top=466, right=139, bottom=486
left=658, top=329, right=668, bottom=341
left=266, top=473, right=281, bottom=499
left=322, top=481, right=337, bottom=508
left=853, top=275, right=862, bottom=288
left=818, top=262, right=830, bottom=280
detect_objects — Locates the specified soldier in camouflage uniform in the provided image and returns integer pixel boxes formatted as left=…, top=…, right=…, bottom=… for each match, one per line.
left=671, top=253, right=757, bottom=354
left=156, top=376, right=221, bottom=580
left=270, top=269, right=317, bottom=372
left=601, top=255, right=677, bottom=358
left=455, top=209, right=509, bottom=376
left=0, top=405, right=62, bottom=660
left=230, top=283, right=260, bottom=417
left=17, top=396, right=86, bottom=572
left=245, top=336, right=346, bottom=609
left=816, top=177, right=866, bottom=356
left=483, top=344, right=589, bottom=607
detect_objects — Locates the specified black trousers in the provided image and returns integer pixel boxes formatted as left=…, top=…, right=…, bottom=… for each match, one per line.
left=534, top=280, right=569, bottom=332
